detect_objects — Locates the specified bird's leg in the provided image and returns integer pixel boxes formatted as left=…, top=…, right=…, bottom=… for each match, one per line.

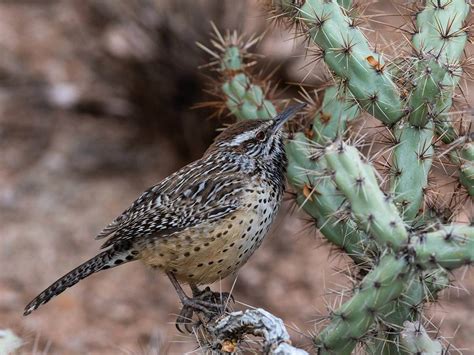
left=166, top=272, right=195, bottom=332
left=167, top=272, right=224, bottom=310
left=190, top=283, right=202, bottom=297
left=167, top=272, right=225, bottom=332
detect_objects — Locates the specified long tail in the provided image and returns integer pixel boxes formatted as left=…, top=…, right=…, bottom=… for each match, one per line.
left=24, top=246, right=138, bottom=315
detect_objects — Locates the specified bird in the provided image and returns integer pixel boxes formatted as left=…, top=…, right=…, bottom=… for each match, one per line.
left=23, top=103, right=305, bottom=329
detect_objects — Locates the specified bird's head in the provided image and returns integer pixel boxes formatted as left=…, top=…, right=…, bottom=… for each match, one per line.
left=207, top=104, right=306, bottom=161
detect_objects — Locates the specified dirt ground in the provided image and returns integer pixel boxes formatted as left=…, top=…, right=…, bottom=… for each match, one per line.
left=0, top=1, right=473, bottom=354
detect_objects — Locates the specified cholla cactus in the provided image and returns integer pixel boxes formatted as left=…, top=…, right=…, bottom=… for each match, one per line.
left=197, top=0, right=473, bottom=353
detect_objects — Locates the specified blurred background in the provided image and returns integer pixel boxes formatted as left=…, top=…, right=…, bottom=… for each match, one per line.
left=0, top=0, right=472, bottom=353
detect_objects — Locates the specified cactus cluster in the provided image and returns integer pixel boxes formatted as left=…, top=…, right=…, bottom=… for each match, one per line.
left=199, top=0, right=473, bottom=353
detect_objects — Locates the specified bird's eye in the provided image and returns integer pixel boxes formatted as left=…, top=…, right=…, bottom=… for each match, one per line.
left=255, top=131, right=266, bottom=141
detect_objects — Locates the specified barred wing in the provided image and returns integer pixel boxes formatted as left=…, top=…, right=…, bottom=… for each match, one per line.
left=96, top=158, right=248, bottom=249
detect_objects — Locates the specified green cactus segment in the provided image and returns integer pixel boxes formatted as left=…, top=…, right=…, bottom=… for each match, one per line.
left=295, top=191, right=368, bottom=262
left=412, top=0, right=469, bottom=64
left=216, top=45, right=277, bottom=120
left=324, top=141, right=407, bottom=249
left=396, top=0, right=470, bottom=220
left=286, top=134, right=368, bottom=261
left=221, top=45, right=244, bottom=71
left=390, top=122, right=434, bottom=220
left=389, top=270, right=448, bottom=325
left=450, top=141, right=474, bottom=196
left=411, top=0, right=469, bottom=131
left=367, top=269, right=449, bottom=355
left=316, top=255, right=410, bottom=355
left=400, top=321, right=443, bottom=355
left=458, top=142, right=474, bottom=196
left=407, top=60, right=449, bottom=128
left=274, top=0, right=403, bottom=125
left=410, top=224, right=474, bottom=270
left=221, top=73, right=276, bottom=121
left=435, top=119, right=458, bottom=144
left=460, top=163, right=474, bottom=196
left=312, top=86, right=359, bottom=144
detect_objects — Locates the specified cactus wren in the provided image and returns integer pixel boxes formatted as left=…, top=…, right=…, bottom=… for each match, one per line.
left=24, top=104, right=305, bottom=327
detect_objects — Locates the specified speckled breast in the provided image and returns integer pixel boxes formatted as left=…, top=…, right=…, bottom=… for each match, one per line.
left=139, top=181, right=282, bottom=285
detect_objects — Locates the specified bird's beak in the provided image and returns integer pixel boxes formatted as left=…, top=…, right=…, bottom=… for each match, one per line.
left=271, top=103, right=307, bottom=134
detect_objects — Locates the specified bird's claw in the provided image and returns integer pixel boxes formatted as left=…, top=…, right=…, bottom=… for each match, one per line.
left=175, top=288, right=234, bottom=333
left=175, top=305, right=194, bottom=333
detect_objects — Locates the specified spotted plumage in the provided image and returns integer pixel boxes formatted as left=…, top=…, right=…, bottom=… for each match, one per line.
left=24, top=104, right=305, bottom=317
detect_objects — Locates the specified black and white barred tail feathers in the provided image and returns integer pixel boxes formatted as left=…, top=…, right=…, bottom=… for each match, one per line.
left=24, top=246, right=138, bottom=316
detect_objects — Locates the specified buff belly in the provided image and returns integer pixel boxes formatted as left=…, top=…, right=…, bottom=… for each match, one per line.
left=139, top=189, right=279, bottom=285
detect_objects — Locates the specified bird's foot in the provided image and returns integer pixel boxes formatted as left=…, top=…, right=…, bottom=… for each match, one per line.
left=175, top=304, right=195, bottom=333
left=192, top=286, right=235, bottom=307
left=175, top=287, right=234, bottom=333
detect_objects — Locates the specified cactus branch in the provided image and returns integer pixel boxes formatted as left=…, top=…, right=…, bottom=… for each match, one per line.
left=410, top=0, right=470, bottom=132
left=390, top=0, right=471, bottom=219
left=366, top=269, right=449, bottom=355
left=316, top=254, right=411, bottom=354
left=450, top=140, right=474, bottom=197
left=400, top=321, right=443, bottom=354
left=410, top=224, right=474, bottom=270
left=287, top=134, right=369, bottom=262
left=390, top=122, right=435, bottom=221
left=271, top=0, right=404, bottom=125
left=310, top=85, right=360, bottom=144
left=324, top=141, right=408, bottom=250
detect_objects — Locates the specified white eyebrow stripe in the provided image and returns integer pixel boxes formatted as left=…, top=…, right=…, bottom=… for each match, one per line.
left=227, top=130, right=256, bottom=146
